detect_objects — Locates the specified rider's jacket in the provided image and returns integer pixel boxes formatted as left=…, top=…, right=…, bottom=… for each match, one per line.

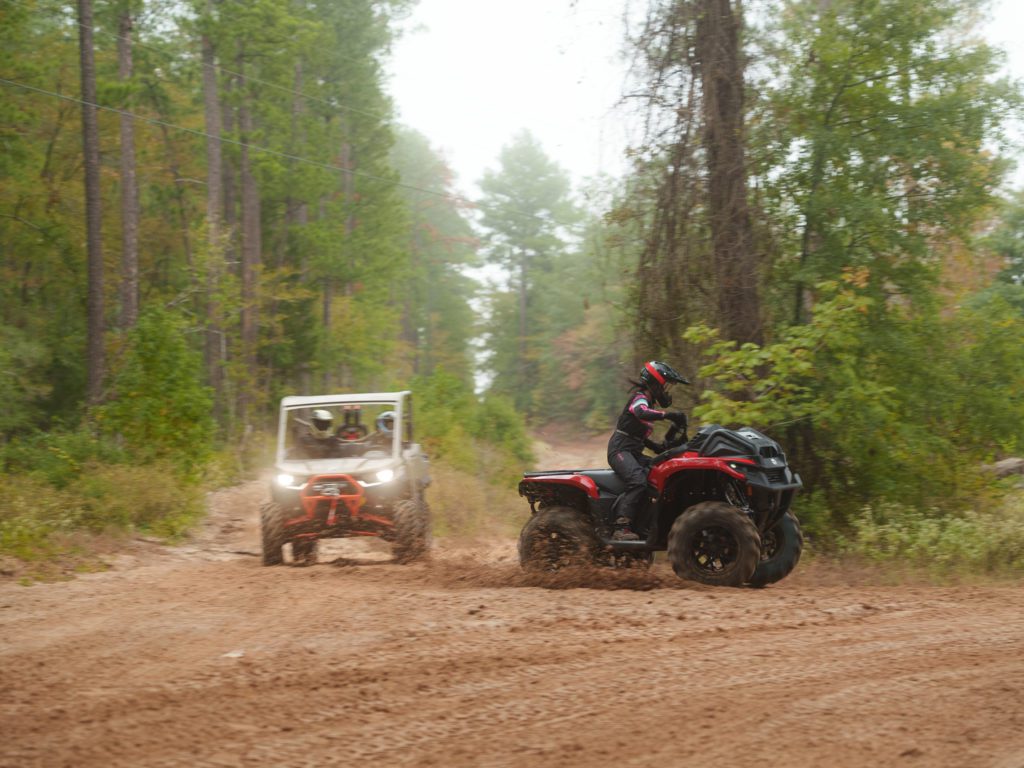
left=615, top=391, right=666, bottom=440
left=608, top=390, right=670, bottom=461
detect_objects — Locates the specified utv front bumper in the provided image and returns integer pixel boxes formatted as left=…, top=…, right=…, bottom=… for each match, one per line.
left=272, top=473, right=403, bottom=540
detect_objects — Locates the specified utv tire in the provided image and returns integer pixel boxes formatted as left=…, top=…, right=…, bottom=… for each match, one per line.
left=291, top=538, right=318, bottom=566
left=260, top=502, right=287, bottom=566
left=518, top=506, right=599, bottom=572
left=393, top=498, right=431, bottom=563
left=749, top=512, right=803, bottom=587
left=668, top=501, right=760, bottom=587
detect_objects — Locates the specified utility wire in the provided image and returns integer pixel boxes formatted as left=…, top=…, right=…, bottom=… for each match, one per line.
left=8, top=0, right=393, bottom=125
left=0, top=75, right=545, bottom=223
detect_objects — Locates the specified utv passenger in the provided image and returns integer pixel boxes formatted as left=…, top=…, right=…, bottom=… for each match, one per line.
left=369, top=410, right=396, bottom=448
left=607, top=361, right=690, bottom=541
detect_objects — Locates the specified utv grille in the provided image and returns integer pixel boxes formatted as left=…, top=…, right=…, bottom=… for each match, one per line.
left=310, top=478, right=358, bottom=496
left=764, top=468, right=787, bottom=484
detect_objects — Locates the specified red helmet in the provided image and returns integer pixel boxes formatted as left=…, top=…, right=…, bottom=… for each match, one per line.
left=639, top=360, right=690, bottom=407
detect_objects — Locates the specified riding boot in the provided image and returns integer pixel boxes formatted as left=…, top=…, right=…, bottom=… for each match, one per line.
left=612, top=516, right=640, bottom=542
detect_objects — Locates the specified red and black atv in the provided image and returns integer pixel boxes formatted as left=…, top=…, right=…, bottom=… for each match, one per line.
left=517, top=424, right=803, bottom=587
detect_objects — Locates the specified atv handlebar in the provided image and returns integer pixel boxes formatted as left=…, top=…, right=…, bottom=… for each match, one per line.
left=653, top=424, right=689, bottom=465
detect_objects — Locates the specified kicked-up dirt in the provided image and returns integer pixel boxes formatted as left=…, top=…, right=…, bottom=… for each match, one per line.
left=2, top=471, right=1024, bottom=768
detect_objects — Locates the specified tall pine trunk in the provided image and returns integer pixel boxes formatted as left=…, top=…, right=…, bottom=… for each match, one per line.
left=117, top=7, right=139, bottom=330
left=77, top=0, right=105, bottom=402
left=695, top=0, right=762, bottom=344
left=201, top=1, right=225, bottom=417
left=238, top=57, right=260, bottom=422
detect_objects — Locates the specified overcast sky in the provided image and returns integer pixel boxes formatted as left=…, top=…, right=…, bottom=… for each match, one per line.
left=387, top=0, right=1024, bottom=197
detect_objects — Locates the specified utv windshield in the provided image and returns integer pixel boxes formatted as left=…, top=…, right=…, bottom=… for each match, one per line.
left=282, top=400, right=401, bottom=461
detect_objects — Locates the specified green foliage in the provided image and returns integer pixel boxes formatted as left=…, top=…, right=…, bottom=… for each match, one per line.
left=0, top=325, right=52, bottom=437
left=477, top=131, right=581, bottom=413
left=839, top=495, right=1024, bottom=576
left=389, top=128, right=479, bottom=382
left=758, top=0, right=1018, bottom=313
left=685, top=276, right=1024, bottom=523
left=0, top=459, right=205, bottom=567
left=413, top=368, right=534, bottom=486
left=96, top=308, right=214, bottom=473
left=987, top=190, right=1024, bottom=285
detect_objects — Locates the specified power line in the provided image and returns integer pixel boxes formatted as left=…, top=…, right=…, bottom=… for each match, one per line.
left=0, top=75, right=545, bottom=223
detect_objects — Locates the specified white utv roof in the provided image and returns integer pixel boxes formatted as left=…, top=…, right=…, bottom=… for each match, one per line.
left=280, top=391, right=410, bottom=409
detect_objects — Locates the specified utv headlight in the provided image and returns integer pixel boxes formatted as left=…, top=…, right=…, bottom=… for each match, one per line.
left=276, top=473, right=306, bottom=489
left=358, top=468, right=396, bottom=488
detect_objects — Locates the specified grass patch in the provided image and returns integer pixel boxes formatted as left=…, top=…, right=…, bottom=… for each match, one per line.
left=835, top=489, right=1024, bottom=579
left=0, top=458, right=207, bottom=580
left=426, top=461, right=528, bottom=540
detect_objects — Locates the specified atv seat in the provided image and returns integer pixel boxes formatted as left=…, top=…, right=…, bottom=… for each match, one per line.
left=578, top=469, right=626, bottom=496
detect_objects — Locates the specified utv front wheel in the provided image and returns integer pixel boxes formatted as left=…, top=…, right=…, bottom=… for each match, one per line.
left=667, top=501, right=760, bottom=587
left=393, top=498, right=431, bottom=563
left=291, top=538, right=318, bottom=566
left=749, top=512, right=803, bottom=587
left=518, top=506, right=599, bottom=572
left=260, top=502, right=287, bottom=566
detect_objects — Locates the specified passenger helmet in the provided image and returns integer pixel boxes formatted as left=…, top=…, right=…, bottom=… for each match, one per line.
left=310, top=409, right=333, bottom=439
left=639, top=360, right=690, bottom=407
left=376, top=410, right=395, bottom=435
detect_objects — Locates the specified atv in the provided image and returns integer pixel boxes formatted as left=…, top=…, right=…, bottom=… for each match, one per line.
left=261, top=391, right=431, bottom=566
left=517, top=423, right=803, bottom=587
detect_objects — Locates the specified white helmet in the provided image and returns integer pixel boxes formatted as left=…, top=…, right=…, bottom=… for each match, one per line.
left=310, top=409, right=333, bottom=439
left=376, top=410, right=395, bottom=436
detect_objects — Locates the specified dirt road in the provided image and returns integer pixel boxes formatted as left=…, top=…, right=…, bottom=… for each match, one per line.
left=2, top=474, right=1024, bottom=767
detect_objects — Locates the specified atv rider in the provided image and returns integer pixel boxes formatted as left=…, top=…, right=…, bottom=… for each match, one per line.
left=608, top=361, right=690, bottom=541
left=295, top=408, right=343, bottom=459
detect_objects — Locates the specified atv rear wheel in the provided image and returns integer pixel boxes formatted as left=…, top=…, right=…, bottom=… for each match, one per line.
left=667, top=501, right=760, bottom=587
left=518, top=506, right=599, bottom=572
left=260, top=502, right=287, bottom=566
left=393, top=497, right=431, bottom=563
left=749, top=512, right=803, bottom=587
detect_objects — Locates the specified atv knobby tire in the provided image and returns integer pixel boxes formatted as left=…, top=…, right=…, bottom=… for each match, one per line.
left=260, top=501, right=287, bottom=566
left=668, top=501, right=760, bottom=587
left=393, top=498, right=431, bottom=563
left=518, top=506, right=599, bottom=572
left=749, top=511, right=803, bottom=587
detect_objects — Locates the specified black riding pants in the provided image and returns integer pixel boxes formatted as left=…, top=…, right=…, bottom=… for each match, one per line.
left=607, top=433, right=650, bottom=525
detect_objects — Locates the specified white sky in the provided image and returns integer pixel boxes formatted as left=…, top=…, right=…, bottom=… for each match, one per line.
left=387, top=0, right=1024, bottom=198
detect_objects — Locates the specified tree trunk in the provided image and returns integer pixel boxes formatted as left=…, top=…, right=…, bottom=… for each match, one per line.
left=77, top=0, right=105, bottom=403
left=518, top=252, right=528, bottom=397
left=238, top=61, right=260, bottom=421
left=117, top=7, right=139, bottom=330
left=695, top=0, right=762, bottom=344
left=201, top=1, right=225, bottom=417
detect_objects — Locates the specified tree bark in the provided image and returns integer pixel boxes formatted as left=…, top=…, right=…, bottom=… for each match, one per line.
left=117, top=7, right=139, bottom=330
left=201, top=0, right=225, bottom=415
left=696, top=0, right=762, bottom=344
left=238, top=56, right=260, bottom=420
left=77, top=0, right=105, bottom=403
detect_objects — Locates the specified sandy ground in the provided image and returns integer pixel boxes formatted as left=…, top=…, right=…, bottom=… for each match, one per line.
left=2, top=435, right=1024, bottom=767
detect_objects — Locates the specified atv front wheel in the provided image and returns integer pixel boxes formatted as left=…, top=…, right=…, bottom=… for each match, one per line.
left=667, top=501, right=760, bottom=587
left=260, top=502, right=287, bottom=566
left=393, top=498, right=431, bottom=563
left=749, top=512, right=803, bottom=587
left=518, top=506, right=599, bottom=572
